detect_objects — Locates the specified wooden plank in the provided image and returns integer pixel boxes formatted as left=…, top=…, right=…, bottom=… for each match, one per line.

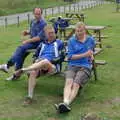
left=26, top=49, right=36, bottom=53
left=95, top=60, right=107, bottom=65
left=94, top=48, right=103, bottom=55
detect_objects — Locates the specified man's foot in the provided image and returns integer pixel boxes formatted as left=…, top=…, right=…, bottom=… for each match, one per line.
left=6, top=74, right=20, bottom=81
left=23, top=97, right=33, bottom=106
left=58, top=103, right=71, bottom=113
left=0, top=64, right=8, bottom=73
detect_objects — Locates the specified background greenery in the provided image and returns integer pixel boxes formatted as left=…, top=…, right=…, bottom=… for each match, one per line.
left=0, top=0, right=78, bottom=16
left=0, top=3, right=120, bottom=120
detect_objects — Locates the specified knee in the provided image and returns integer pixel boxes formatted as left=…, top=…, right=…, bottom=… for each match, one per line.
left=30, top=70, right=38, bottom=78
left=16, top=45, right=25, bottom=53
left=41, top=59, right=49, bottom=64
left=65, top=79, right=73, bottom=87
left=72, top=82, right=80, bottom=89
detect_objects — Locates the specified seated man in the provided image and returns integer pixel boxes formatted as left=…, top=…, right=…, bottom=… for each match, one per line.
left=55, top=22, right=95, bottom=113
left=0, top=7, right=46, bottom=80
left=14, top=25, right=64, bottom=105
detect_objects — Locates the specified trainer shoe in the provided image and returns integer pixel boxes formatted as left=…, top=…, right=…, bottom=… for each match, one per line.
left=0, top=64, right=8, bottom=73
left=54, top=103, right=59, bottom=110
left=23, top=97, right=33, bottom=106
left=58, top=103, right=71, bottom=113
left=6, top=74, right=19, bottom=81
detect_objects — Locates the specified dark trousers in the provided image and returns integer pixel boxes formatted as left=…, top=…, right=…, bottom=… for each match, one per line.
left=7, top=42, right=40, bottom=70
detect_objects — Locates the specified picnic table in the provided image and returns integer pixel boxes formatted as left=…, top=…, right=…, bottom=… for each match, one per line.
left=65, top=12, right=85, bottom=22
left=48, top=17, right=73, bottom=23
left=65, top=25, right=106, bottom=48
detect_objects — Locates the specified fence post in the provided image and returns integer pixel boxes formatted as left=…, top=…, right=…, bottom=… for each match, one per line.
left=5, top=17, right=7, bottom=28
left=69, top=4, right=71, bottom=12
left=17, top=16, right=20, bottom=27
left=64, top=5, right=65, bottom=14
left=58, top=6, right=60, bottom=14
left=52, top=7, right=54, bottom=16
left=44, top=9, right=47, bottom=18
left=74, top=4, right=75, bottom=12
left=78, top=3, right=79, bottom=12
left=27, top=14, right=30, bottom=24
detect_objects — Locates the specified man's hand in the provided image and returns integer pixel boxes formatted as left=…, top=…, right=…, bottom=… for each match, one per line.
left=22, top=40, right=30, bottom=45
left=22, top=30, right=29, bottom=36
left=85, top=50, right=93, bottom=57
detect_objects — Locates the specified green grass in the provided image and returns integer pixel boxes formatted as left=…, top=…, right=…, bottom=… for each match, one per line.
left=0, top=0, right=77, bottom=16
left=0, top=3, right=120, bottom=120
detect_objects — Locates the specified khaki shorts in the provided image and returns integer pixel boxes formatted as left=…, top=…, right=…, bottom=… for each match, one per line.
left=65, top=66, right=91, bottom=87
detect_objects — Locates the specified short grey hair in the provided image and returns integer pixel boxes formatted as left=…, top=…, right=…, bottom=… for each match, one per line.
left=75, top=22, right=86, bottom=29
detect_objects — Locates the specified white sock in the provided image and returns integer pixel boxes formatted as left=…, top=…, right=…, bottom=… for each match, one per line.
left=64, top=99, right=70, bottom=105
left=28, top=90, right=33, bottom=99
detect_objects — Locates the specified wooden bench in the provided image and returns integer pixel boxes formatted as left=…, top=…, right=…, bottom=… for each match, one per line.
left=26, top=43, right=106, bottom=81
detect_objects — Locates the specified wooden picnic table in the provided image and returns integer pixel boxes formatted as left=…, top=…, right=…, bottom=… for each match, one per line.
left=65, top=12, right=85, bottom=22
left=66, top=25, right=106, bottom=48
left=49, top=17, right=73, bottom=23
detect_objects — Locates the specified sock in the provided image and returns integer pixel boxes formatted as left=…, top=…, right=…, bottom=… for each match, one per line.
left=28, top=91, right=33, bottom=99
left=64, top=99, right=70, bottom=105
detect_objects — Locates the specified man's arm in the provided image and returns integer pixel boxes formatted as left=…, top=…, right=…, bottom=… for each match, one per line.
left=67, top=39, right=94, bottom=60
left=22, top=36, right=40, bottom=44
left=70, top=50, right=93, bottom=60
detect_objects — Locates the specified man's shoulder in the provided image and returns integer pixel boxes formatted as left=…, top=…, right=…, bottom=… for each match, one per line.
left=55, top=39, right=64, bottom=47
left=40, top=19, right=47, bottom=24
left=69, top=35, right=76, bottom=42
left=87, top=35, right=94, bottom=40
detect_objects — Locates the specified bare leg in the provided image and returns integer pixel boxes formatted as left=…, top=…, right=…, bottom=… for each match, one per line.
left=63, top=79, right=73, bottom=105
left=68, top=82, right=80, bottom=105
left=14, top=59, right=54, bottom=77
left=28, top=70, right=39, bottom=98
left=22, top=59, right=53, bottom=72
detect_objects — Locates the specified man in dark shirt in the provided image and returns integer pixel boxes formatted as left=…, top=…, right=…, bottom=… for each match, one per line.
left=0, top=8, right=46, bottom=80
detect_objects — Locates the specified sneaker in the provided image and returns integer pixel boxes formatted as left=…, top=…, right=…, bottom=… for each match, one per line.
left=6, top=74, right=19, bottom=81
left=58, top=103, right=71, bottom=113
left=0, top=64, right=8, bottom=73
left=23, top=97, right=33, bottom=106
left=54, top=103, right=59, bottom=110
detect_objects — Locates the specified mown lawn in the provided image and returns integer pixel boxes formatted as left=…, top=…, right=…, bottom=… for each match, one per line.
left=0, top=3, right=120, bottom=120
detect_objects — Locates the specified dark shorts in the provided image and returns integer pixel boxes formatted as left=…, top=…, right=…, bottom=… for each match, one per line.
left=65, top=66, right=91, bottom=87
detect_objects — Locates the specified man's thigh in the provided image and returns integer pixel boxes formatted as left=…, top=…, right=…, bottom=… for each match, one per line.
left=65, top=66, right=91, bottom=87
left=65, top=66, right=78, bottom=80
left=20, top=43, right=39, bottom=51
left=74, top=68, right=91, bottom=87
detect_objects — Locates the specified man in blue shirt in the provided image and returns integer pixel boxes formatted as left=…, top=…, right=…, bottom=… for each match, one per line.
left=13, top=25, right=64, bottom=105
left=55, top=22, right=95, bottom=113
left=0, top=8, right=46, bottom=80
left=53, top=16, right=69, bottom=38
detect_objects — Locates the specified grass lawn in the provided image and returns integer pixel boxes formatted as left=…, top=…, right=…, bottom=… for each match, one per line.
left=0, top=0, right=75, bottom=16
left=0, top=3, right=120, bottom=120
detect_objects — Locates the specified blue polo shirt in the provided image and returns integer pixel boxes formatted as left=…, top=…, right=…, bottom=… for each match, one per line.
left=38, top=39, right=64, bottom=61
left=30, top=19, right=47, bottom=43
left=67, top=35, right=95, bottom=69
